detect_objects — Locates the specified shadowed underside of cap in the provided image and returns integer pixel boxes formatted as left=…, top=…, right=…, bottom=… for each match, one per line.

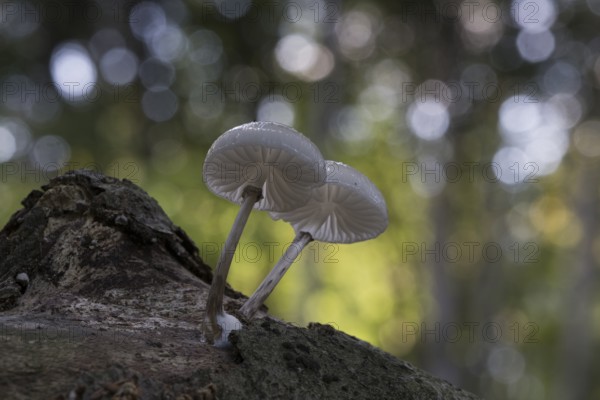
left=270, top=161, right=388, bottom=243
left=203, top=121, right=325, bottom=212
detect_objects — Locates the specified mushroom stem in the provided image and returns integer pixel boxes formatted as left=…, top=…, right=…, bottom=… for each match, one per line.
left=205, top=185, right=262, bottom=343
left=240, top=231, right=313, bottom=319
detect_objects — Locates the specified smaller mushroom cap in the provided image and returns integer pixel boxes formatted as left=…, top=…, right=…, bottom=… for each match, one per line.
left=203, top=121, right=325, bottom=212
left=270, top=161, right=388, bottom=244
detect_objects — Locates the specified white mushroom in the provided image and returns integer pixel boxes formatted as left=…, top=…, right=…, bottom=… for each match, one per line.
left=202, top=121, right=325, bottom=345
left=239, top=160, right=388, bottom=319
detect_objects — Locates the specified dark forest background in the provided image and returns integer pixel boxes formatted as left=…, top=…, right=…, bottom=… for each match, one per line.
left=0, top=1, right=599, bottom=398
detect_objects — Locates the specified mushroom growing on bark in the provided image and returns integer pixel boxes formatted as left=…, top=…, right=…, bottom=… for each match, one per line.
left=239, top=160, right=388, bottom=319
left=202, top=121, right=325, bottom=345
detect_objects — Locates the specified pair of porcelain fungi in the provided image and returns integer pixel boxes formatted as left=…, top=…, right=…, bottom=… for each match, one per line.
left=202, top=121, right=389, bottom=347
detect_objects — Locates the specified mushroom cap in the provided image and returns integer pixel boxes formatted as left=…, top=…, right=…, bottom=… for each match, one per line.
left=270, top=161, right=389, bottom=244
left=203, top=121, right=325, bottom=212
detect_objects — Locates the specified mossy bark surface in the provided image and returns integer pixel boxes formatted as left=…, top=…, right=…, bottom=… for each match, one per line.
left=0, top=170, right=481, bottom=400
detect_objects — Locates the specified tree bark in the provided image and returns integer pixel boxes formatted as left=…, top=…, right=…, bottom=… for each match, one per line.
left=0, top=170, right=480, bottom=400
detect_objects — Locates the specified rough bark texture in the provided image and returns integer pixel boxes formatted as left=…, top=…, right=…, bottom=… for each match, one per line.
left=0, top=170, right=480, bottom=400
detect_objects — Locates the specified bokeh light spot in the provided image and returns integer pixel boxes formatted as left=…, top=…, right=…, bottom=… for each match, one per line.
left=150, top=24, right=187, bottom=62
left=492, top=146, right=530, bottom=185
left=31, top=135, right=71, bottom=171
left=331, top=106, right=372, bottom=143
left=544, top=94, right=582, bottom=129
left=0, top=1, right=39, bottom=38
left=275, top=34, right=334, bottom=81
left=542, top=61, right=581, bottom=95
left=130, top=2, right=167, bottom=42
left=188, top=30, right=223, bottom=66
left=359, top=85, right=398, bottom=121
left=257, top=96, right=295, bottom=126
left=498, top=94, right=570, bottom=181
left=0, top=118, right=32, bottom=159
left=50, top=43, right=97, bottom=102
left=487, top=345, right=526, bottom=384
left=335, top=10, right=376, bottom=60
left=499, top=99, right=542, bottom=141
left=100, top=48, right=139, bottom=85
left=407, top=101, right=450, bottom=141
left=0, top=127, right=17, bottom=162
left=460, top=0, right=504, bottom=51
left=516, top=30, right=555, bottom=63
left=512, top=0, right=557, bottom=33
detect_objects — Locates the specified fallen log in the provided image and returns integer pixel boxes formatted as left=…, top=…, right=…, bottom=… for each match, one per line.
left=0, top=170, right=480, bottom=400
